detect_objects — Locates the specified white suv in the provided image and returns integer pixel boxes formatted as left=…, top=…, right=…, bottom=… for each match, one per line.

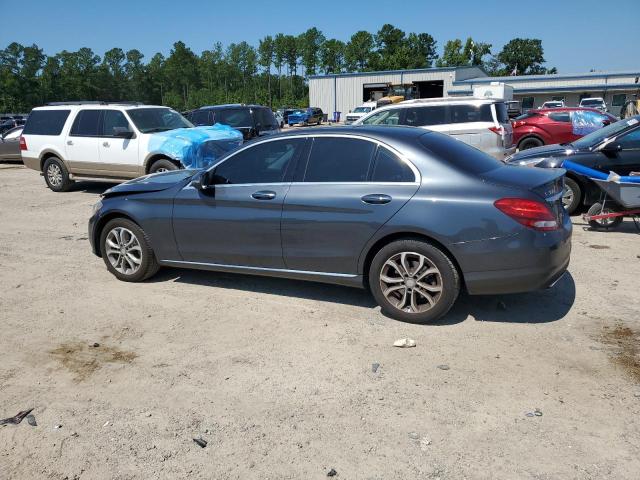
left=354, top=97, right=515, bottom=160
left=578, top=97, right=608, bottom=113
left=21, top=102, right=200, bottom=191
left=344, top=101, right=377, bottom=124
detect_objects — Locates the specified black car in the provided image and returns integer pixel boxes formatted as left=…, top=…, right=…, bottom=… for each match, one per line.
left=185, top=104, right=279, bottom=140
left=507, top=116, right=640, bottom=214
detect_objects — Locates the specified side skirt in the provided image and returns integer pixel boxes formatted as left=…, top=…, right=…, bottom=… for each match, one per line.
left=158, top=259, right=365, bottom=289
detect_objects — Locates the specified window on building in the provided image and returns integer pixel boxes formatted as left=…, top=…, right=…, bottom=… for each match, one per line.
left=612, top=94, right=627, bottom=107
left=521, top=97, right=535, bottom=110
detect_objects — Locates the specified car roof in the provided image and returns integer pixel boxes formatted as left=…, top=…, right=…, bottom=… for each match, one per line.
left=31, top=104, right=167, bottom=111
left=197, top=104, right=268, bottom=110
left=255, top=125, right=428, bottom=144
left=400, top=97, right=500, bottom=106
left=534, top=107, right=609, bottom=114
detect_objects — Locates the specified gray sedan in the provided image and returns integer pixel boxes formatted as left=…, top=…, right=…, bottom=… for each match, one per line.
left=89, top=126, right=571, bottom=323
left=0, top=126, right=22, bottom=161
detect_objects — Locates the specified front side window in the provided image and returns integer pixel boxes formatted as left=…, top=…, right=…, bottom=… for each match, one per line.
left=362, top=109, right=401, bottom=125
left=127, top=108, right=193, bottom=133
left=213, top=138, right=304, bottom=184
left=23, top=109, right=70, bottom=136
left=70, top=110, right=101, bottom=136
left=304, top=137, right=375, bottom=182
left=617, top=128, right=640, bottom=149
left=371, top=147, right=415, bottom=182
left=612, top=94, right=626, bottom=107
left=102, top=110, right=132, bottom=137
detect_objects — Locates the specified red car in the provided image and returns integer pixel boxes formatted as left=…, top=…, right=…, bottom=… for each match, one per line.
left=512, top=107, right=617, bottom=150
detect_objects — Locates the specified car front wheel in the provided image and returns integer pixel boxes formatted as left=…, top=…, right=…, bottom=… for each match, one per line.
left=149, top=159, right=179, bottom=174
left=562, top=177, right=581, bottom=214
left=100, top=218, right=160, bottom=282
left=369, top=239, right=460, bottom=323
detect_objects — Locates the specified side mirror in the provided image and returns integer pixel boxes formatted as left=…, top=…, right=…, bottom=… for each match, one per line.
left=601, top=141, right=622, bottom=154
left=113, top=127, right=134, bottom=139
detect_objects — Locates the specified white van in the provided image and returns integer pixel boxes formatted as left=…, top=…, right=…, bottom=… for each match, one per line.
left=344, top=101, right=377, bottom=125
left=354, top=97, right=515, bottom=160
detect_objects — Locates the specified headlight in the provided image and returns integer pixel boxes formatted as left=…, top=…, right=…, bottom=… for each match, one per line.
left=514, top=158, right=543, bottom=167
left=92, top=200, right=103, bottom=214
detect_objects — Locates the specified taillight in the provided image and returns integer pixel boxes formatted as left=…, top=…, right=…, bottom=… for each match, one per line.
left=489, top=126, right=504, bottom=136
left=19, top=136, right=27, bottom=151
left=494, top=198, right=558, bottom=231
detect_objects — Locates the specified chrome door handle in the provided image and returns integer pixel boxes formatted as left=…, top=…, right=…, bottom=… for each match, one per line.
left=67, top=140, right=73, bottom=146
left=102, top=141, right=110, bottom=147
left=251, top=190, right=276, bottom=200
left=361, top=194, right=392, bottom=205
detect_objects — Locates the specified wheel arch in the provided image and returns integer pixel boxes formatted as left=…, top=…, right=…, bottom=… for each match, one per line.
left=93, top=211, right=141, bottom=257
left=360, top=231, right=465, bottom=292
left=39, top=149, right=66, bottom=171
left=517, top=133, right=545, bottom=150
left=144, top=154, right=182, bottom=174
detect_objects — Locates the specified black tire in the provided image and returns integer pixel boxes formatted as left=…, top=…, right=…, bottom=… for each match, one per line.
left=518, top=137, right=544, bottom=151
left=43, top=157, right=74, bottom=192
left=562, top=177, right=582, bottom=215
left=369, top=239, right=460, bottom=324
left=587, top=202, right=623, bottom=230
left=149, top=159, right=179, bottom=174
left=100, top=218, right=160, bottom=282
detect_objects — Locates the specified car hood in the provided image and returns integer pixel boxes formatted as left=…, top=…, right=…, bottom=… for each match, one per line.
left=507, top=144, right=576, bottom=166
left=102, top=170, right=197, bottom=198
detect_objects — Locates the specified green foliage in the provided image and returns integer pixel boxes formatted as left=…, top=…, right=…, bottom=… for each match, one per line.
left=0, top=28, right=555, bottom=113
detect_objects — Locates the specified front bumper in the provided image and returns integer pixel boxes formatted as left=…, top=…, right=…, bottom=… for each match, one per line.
left=88, top=211, right=101, bottom=256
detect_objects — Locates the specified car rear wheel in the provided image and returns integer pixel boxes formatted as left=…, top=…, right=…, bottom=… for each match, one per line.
left=369, top=239, right=460, bottom=323
left=100, top=218, right=160, bottom=282
left=586, top=202, right=622, bottom=230
left=518, top=137, right=544, bottom=150
left=149, top=159, right=179, bottom=174
left=562, top=177, right=581, bottom=215
left=43, top=157, right=74, bottom=192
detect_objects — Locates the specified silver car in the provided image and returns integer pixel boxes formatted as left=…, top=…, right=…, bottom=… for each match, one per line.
left=0, top=126, right=23, bottom=161
left=354, top=97, right=516, bottom=160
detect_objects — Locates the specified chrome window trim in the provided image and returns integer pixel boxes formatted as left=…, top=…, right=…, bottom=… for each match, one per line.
left=160, top=260, right=358, bottom=278
left=206, top=133, right=421, bottom=184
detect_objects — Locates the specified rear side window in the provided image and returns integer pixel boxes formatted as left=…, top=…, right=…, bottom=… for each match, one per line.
left=371, top=147, right=415, bottom=182
left=70, top=110, right=101, bottom=136
left=23, top=110, right=70, bottom=135
left=304, top=137, right=375, bottom=182
left=216, top=109, right=253, bottom=128
left=404, top=106, right=447, bottom=127
left=420, top=133, right=502, bottom=174
left=191, top=110, right=212, bottom=126
left=548, top=112, right=571, bottom=123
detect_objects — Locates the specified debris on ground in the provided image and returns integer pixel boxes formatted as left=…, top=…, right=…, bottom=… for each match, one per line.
left=327, top=468, right=337, bottom=477
left=53, top=424, right=62, bottom=429
left=103, top=421, right=110, bottom=427
left=393, top=338, right=416, bottom=348
left=0, top=408, right=34, bottom=426
left=193, top=437, right=207, bottom=448
left=436, top=364, right=450, bottom=370
left=408, top=432, right=419, bottom=440
left=420, top=437, right=431, bottom=450
left=26, top=414, right=37, bottom=427
left=90, top=342, right=100, bottom=348
left=372, top=363, right=380, bottom=373
left=525, top=408, right=543, bottom=417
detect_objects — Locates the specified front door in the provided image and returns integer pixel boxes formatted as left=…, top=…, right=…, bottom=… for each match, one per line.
left=282, top=137, right=420, bottom=274
left=172, top=137, right=306, bottom=268
left=98, top=110, right=140, bottom=177
left=606, top=127, right=640, bottom=175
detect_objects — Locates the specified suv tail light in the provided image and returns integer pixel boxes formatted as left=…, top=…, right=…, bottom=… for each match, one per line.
left=488, top=126, right=504, bottom=136
left=19, top=136, right=27, bottom=151
left=494, top=198, right=558, bottom=231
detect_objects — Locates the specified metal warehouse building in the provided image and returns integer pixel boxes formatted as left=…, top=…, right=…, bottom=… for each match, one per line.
left=310, top=68, right=640, bottom=118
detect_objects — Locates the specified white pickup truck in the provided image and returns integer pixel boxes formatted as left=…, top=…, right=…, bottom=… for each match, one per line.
left=344, top=101, right=377, bottom=125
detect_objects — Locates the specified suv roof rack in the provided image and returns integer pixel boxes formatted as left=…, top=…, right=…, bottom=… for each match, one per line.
left=45, top=101, right=145, bottom=106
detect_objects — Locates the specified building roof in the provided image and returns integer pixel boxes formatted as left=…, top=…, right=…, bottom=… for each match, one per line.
left=309, top=65, right=486, bottom=80
left=454, top=70, right=640, bottom=85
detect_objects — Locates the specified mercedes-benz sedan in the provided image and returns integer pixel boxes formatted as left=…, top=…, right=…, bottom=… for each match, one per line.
left=89, top=126, right=571, bottom=323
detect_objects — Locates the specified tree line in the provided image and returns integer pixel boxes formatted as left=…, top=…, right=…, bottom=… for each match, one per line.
left=0, top=24, right=555, bottom=113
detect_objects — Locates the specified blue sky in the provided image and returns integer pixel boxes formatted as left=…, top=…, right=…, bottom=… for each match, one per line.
left=1, top=0, right=638, bottom=73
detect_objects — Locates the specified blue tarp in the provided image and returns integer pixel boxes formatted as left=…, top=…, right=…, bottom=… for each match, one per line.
left=149, top=124, right=243, bottom=169
left=571, top=110, right=608, bottom=136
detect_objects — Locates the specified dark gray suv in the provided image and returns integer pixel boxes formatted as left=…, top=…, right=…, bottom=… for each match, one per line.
left=89, top=126, right=571, bottom=323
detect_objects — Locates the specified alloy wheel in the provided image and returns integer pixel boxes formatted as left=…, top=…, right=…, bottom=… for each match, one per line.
left=47, top=164, right=63, bottom=187
left=105, top=227, right=142, bottom=275
left=562, top=185, right=574, bottom=209
left=379, top=252, right=443, bottom=313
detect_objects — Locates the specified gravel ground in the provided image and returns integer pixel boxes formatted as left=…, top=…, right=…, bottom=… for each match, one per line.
left=1, top=163, right=639, bottom=480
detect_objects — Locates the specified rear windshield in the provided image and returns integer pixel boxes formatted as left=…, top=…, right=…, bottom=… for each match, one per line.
left=419, top=133, right=503, bottom=174
left=215, top=109, right=253, bottom=128
left=581, top=99, right=604, bottom=107
left=23, top=109, right=70, bottom=135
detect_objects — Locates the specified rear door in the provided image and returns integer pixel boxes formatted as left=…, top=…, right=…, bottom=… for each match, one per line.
left=65, top=109, right=101, bottom=174
left=281, top=136, right=420, bottom=274
left=547, top=111, right=573, bottom=143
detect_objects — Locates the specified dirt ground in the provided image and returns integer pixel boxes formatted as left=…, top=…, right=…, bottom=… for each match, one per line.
left=1, top=163, right=639, bottom=480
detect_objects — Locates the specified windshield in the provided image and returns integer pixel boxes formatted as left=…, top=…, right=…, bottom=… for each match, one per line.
left=127, top=108, right=193, bottom=133
left=292, top=109, right=306, bottom=115
left=216, top=109, right=253, bottom=128
left=572, top=117, right=637, bottom=149
left=580, top=99, right=604, bottom=107
left=544, top=102, right=562, bottom=108
left=353, top=107, right=372, bottom=113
